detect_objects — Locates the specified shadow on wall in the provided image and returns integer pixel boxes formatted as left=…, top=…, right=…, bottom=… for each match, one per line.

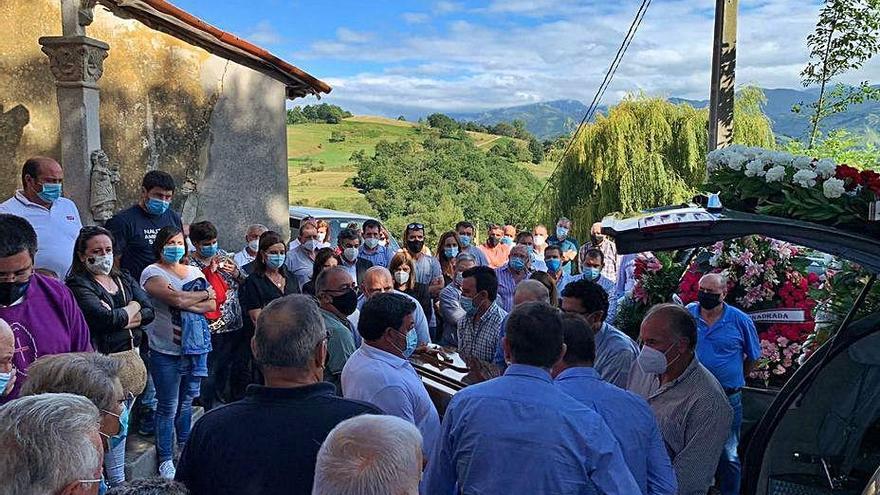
left=0, top=104, right=30, bottom=169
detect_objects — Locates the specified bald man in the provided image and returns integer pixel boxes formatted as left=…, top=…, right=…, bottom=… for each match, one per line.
left=0, top=319, right=16, bottom=397
left=686, top=273, right=760, bottom=495
left=0, top=157, right=82, bottom=277
left=493, top=279, right=551, bottom=370
left=358, top=267, right=430, bottom=346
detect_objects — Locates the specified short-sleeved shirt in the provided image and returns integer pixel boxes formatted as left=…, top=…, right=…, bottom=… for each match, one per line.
left=478, top=243, right=511, bottom=269
left=412, top=253, right=442, bottom=285
left=547, top=234, right=579, bottom=275
left=140, top=264, right=205, bottom=356
left=687, top=302, right=761, bottom=389
left=342, top=343, right=441, bottom=455
left=106, top=204, right=183, bottom=280
left=238, top=267, right=301, bottom=334
left=0, top=192, right=82, bottom=278
left=0, top=274, right=92, bottom=402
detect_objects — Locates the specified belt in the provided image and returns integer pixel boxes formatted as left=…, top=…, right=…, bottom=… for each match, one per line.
left=724, top=387, right=742, bottom=396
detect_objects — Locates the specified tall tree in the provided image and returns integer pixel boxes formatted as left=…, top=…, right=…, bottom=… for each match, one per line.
left=543, top=91, right=775, bottom=241
left=799, top=0, right=880, bottom=148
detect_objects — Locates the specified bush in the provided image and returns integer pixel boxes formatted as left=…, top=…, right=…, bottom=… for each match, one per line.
left=329, top=131, right=346, bottom=143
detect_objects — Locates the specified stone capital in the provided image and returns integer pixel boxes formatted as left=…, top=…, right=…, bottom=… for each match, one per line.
left=39, top=36, right=110, bottom=89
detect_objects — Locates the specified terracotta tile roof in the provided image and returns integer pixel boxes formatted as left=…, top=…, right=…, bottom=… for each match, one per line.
left=98, top=0, right=331, bottom=99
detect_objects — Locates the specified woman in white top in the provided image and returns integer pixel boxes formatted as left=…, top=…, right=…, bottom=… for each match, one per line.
left=140, top=225, right=215, bottom=480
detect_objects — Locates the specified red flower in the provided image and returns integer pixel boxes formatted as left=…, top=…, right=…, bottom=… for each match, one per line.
left=861, top=170, right=880, bottom=196
left=807, top=272, right=819, bottom=286
left=836, top=164, right=863, bottom=190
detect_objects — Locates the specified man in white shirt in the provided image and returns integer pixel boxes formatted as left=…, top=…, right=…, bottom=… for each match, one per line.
left=358, top=266, right=431, bottom=346
left=233, top=223, right=267, bottom=269
left=0, top=157, right=81, bottom=278
left=342, top=292, right=441, bottom=456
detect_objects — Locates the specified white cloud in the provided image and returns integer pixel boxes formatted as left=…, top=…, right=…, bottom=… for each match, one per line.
left=434, top=1, right=464, bottom=14
left=402, top=12, right=431, bottom=24
left=244, top=20, right=283, bottom=46
left=294, top=0, right=880, bottom=114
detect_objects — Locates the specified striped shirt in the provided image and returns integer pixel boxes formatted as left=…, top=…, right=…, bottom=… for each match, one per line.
left=457, top=302, right=507, bottom=363
left=627, top=357, right=733, bottom=495
left=495, top=264, right=529, bottom=313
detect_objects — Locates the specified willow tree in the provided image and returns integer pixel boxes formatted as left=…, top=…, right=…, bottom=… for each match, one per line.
left=543, top=88, right=775, bottom=240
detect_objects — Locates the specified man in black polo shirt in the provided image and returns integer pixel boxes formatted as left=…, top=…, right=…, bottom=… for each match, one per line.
left=175, top=294, right=381, bottom=495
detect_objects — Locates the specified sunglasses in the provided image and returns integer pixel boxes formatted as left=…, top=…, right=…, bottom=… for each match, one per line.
left=407, top=223, right=424, bottom=230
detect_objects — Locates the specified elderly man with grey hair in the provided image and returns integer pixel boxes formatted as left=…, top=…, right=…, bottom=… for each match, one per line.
left=438, top=252, right=477, bottom=346
left=0, top=392, right=104, bottom=495
left=492, top=279, right=551, bottom=371
left=313, top=414, right=424, bottom=495
left=0, top=318, right=16, bottom=398
left=175, top=294, right=381, bottom=495
left=358, top=266, right=431, bottom=346
left=233, top=223, right=268, bottom=270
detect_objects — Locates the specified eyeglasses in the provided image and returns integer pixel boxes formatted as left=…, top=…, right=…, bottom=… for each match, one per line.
left=407, top=223, right=424, bottom=230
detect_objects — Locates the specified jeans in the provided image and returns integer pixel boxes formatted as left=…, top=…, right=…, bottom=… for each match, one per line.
left=150, top=351, right=202, bottom=462
left=201, top=331, right=246, bottom=410
left=716, top=391, right=743, bottom=495
left=103, top=434, right=127, bottom=486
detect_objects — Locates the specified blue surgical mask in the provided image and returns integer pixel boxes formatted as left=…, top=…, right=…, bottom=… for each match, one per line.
left=556, top=226, right=569, bottom=239
left=546, top=258, right=562, bottom=273
left=266, top=253, right=286, bottom=269
left=199, top=243, right=218, bottom=257
left=403, top=328, right=418, bottom=358
left=509, top=258, right=527, bottom=271
left=101, top=402, right=129, bottom=451
left=37, top=182, right=62, bottom=203
left=501, top=236, right=514, bottom=245
left=444, top=247, right=459, bottom=259
left=459, top=235, right=472, bottom=248
left=99, top=478, right=108, bottom=495
left=146, top=197, right=170, bottom=215
left=0, top=369, right=14, bottom=397
left=460, top=295, right=475, bottom=313
left=162, top=245, right=185, bottom=263
left=584, top=267, right=601, bottom=281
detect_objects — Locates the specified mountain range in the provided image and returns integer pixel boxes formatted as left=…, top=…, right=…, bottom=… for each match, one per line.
left=447, top=87, right=880, bottom=141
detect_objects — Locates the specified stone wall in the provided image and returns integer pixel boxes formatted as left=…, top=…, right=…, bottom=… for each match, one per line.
left=0, top=0, right=290, bottom=249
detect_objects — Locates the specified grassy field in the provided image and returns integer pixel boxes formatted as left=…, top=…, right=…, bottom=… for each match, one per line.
left=287, top=116, right=553, bottom=211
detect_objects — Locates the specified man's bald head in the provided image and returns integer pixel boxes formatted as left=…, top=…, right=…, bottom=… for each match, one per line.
left=362, top=266, right=394, bottom=298
left=699, top=273, right=727, bottom=294
left=253, top=295, right=325, bottom=369
left=0, top=318, right=15, bottom=375
left=514, top=280, right=550, bottom=307
left=641, top=303, right=697, bottom=351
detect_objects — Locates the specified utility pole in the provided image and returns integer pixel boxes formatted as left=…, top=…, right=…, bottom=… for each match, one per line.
left=708, top=0, right=738, bottom=151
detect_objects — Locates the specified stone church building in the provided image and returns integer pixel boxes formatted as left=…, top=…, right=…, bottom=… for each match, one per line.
left=0, top=0, right=331, bottom=246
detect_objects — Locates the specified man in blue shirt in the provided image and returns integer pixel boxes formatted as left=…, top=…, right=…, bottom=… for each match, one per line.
left=546, top=217, right=579, bottom=275
left=358, top=220, right=394, bottom=268
left=553, top=314, right=677, bottom=495
left=424, top=301, right=639, bottom=495
left=687, top=273, right=761, bottom=495
left=562, top=278, right=638, bottom=388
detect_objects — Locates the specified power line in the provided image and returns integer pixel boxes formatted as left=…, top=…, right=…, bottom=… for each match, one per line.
left=531, top=0, right=653, bottom=210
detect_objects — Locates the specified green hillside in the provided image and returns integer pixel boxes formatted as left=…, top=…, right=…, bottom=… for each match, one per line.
left=287, top=116, right=552, bottom=213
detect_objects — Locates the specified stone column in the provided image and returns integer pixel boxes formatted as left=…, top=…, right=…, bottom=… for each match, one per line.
left=38, top=0, right=107, bottom=225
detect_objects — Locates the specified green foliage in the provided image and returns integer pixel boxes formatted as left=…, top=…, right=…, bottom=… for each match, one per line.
left=488, top=139, right=531, bottom=162
left=799, top=0, right=880, bottom=147
left=784, top=129, right=880, bottom=169
left=615, top=252, right=684, bottom=339
left=288, top=104, right=353, bottom=125
left=528, top=137, right=545, bottom=164
left=351, top=136, right=542, bottom=246
left=328, top=130, right=346, bottom=143
left=544, top=91, right=775, bottom=241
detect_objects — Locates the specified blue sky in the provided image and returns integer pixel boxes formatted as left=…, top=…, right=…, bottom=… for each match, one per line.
left=171, top=0, right=880, bottom=117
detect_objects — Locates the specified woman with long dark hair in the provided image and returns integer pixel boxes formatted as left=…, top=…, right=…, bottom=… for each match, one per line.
left=66, top=225, right=154, bottom=487
left=435, top=231, right=462, bottom=286
left=302, top=247, right=339, bottom=296
left=140, top=225, right=215, bottom=479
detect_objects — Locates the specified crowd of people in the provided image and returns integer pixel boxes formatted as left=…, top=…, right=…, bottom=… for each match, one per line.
left=0, top=156, right=761, bottom=495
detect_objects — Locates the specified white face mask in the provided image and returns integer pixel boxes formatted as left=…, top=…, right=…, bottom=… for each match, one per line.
left=394, top=270, right=410, bottom=285
left=303, top=239, right=319, bottom=252
left=364, top=237, right=380, bottom=249
left=533, top=234, right=547, bottom=246
left=317, top=232, right=327, bottom=243
left=378, top=239, right=388, bottom=247
left=343, top=247, right=359, bottom=263
left=247, top=239, right=260, bottom=252
left=86, top=254, right=114, bottom=276
left=637, top=343, right=679, bottom=375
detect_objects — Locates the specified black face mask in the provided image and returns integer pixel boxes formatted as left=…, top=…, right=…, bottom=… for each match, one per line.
left=406, top=240, right=424, bottom=254
left=0, top=279, right=30, bottom=306
left=591, top=234, right=604, bottom=245
left=487, top=237, right=499, bottom=247
left=697, top=290, right=723, bottom=310
left=332, top=288, right=359, bottom=316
